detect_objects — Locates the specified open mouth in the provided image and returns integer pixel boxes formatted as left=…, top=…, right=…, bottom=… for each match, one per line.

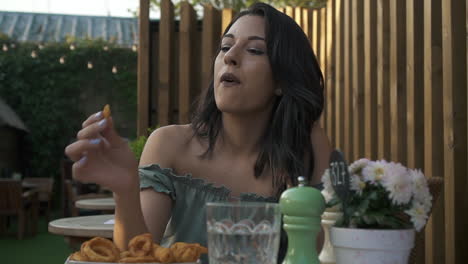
left=220, top=72, right=240, bottom=85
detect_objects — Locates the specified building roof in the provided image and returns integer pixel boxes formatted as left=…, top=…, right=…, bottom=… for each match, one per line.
left=0, top=11, right=138, bottom=47
left=0, top=97, right=28, bottom=132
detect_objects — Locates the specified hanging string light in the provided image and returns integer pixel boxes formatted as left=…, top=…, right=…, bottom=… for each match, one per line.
left=38, top=44, right=44, bottom=50
left=59, top=56, right=66, bottom=64
left=132, top=44, right=137, bottom=52
left=31, top=50, right=37, bottom=58
left=70, top=44, right=76, bottom=50
left=10, top=43, right=16, bottom=48
left=112, top=66, right=118, bottom=74
left=103, top=46, right=109, bottom=51
left=87, top=61, right=93, bottom=69
left=2, top=44, right=8, bottom=52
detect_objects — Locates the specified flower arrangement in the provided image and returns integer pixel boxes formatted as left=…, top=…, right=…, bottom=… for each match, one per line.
left=322, top=159, right=432, bottom=232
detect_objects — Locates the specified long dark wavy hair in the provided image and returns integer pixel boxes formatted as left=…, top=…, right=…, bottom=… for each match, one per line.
left=191, top=2, right=324, bottom=194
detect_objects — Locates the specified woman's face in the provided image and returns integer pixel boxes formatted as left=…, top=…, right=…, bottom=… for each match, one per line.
left=213, top=15, right=276, bottom=115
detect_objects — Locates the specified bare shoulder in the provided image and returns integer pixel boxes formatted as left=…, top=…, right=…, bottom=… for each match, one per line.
left=139, top=124, right=193, bottom=168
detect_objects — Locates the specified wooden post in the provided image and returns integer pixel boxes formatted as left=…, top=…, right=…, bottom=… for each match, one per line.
left=158, top=0, right=175, bottom=127
left=319, top=7, right=327, bottom=130
left=221, top=8, right=235, bottom=35
left=424, top=1, right=444, bottom=263
left=326, top=0, right=335, bottom=147
left=364, top=0, right=377, bottom=160
left=376, top=0, right=390, bottom=161
left=201, top=4, right=221, bottom=91
left=353, top=0, right=365, bottom=161
left=178, top=2, right=196, bottom=124
left=442, top=0, right=468, bottom=262
left=343, top=0, right=352, bottom=160
left=389, top=0, right=407, bottom=164
left=334, top=0, right=343, bottom=151
left=137, top=0, right=150, bottom=136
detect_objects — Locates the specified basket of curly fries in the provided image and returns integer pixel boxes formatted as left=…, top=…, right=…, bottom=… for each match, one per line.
left=66, top=233, right=207, bottom=264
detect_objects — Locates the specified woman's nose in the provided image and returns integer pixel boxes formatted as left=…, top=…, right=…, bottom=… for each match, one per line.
left=223, top=48, right=239, bottom=66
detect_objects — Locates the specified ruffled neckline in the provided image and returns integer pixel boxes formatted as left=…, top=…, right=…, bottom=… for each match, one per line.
left=140, top=164, right=278, bottom=203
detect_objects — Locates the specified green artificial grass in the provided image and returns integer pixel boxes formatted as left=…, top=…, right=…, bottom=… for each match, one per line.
left=0, top=212, right=74, bottom=264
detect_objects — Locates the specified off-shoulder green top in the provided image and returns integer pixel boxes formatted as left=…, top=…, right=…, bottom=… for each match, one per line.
left=139, top=164, right=278, bottom=249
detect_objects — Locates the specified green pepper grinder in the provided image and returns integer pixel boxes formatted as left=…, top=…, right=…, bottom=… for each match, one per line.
left=279, top=176, right=326, bottom=264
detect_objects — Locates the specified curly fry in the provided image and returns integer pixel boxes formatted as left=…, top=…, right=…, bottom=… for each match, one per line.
left=118, top=255, right=156, bottom=263
left=170, top=242, right=207, bottom=263
left=128, top=233, right=154, bottom=257
left=69, top=251, right=89, bottom=261
left=120, top=250, right=132, bottom=259
left=103, top=104, right=111, bottom=118
left=82, top=237, right=120, bottom=262
left=153, top=245, right=175, bottom=263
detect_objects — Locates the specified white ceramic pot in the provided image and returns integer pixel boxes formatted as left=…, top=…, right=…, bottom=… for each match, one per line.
left=330, top=227, right=415, bottom=264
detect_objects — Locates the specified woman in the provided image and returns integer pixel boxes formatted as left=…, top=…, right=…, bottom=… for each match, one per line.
left=65, top=2, right=331, bottom=261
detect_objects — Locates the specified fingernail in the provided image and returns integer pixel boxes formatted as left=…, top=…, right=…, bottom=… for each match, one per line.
left=95, top=111, right=103, bottom=118
left=90, top=138, right=101, bottom=145
left=78, top=156, right=87, bottom=166
left=98, top=119, right=107, bottom=128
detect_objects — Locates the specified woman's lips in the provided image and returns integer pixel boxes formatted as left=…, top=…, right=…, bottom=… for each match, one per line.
left=220, top=72, right=241, bottom=86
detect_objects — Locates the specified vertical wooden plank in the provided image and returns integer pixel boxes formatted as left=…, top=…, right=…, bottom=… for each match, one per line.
left=364, top=0, right=377, bottom=160
left=178, top=2, right=196, bottom=124
left=326, top=0, right=335, bottom=147
left=221, top=8, right=235, bottom=35
left=377, top=0, right=390, bottom=160
left=406, top=0, right=425, bottom=170
left=137, top=0, right=150, bottom=136
left=302, top=8, right=312, bottom=41
left=343, top=0, right=351, bottom=160
left=353, top=0, right=365, bottom=161
left=424, top=1, right=445, bottom=263
left=442, top=0, right=468, bottom=262
left=202, top=4, right=221, bottom=91
left=158, top=0, right=174, bottom=127
left=295, top=7, right=302, bottom=27
left=286, top=6, right=294, bottom=19
left=335, top=0, right=343, bottom=151
left=312, top=10, right=319, bottom=62
left=389, top=0, right=407, bottom=163
left=319, top=7, right=327, bottom=130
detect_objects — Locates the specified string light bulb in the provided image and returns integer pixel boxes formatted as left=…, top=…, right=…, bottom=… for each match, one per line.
left=87, top=61, right=93, bottom=69
left=2, top=44, right=8, bottom=51
left=103, top=46, right=109, bottom=51
left=38, top=44, right=44, bottom=50
left=10, top=43, right=16, bottom=48
left=31, top=51, right=37, bottom=58
left=112, top=66, right=118, bottom=74
left=132, top=44, right=137, bottom=52
left=59, top=56, right=65, bottom=64
left=70, top=44, right=76, bottom=50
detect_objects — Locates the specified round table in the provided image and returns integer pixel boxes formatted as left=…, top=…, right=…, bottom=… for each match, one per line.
left=75, top=197, right=115, bottom=211
left=48, top=214, right=114, bottom=250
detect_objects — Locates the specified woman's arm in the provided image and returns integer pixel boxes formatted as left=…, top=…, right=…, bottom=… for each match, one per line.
left=114, top=126, right=177, bottom=249
left=310, top=122, right=332, bottom=185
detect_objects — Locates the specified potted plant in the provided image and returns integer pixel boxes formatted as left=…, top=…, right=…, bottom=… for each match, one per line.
left=321, top=159, right=432, bottom=264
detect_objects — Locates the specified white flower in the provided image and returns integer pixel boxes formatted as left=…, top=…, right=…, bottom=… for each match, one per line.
left=381, top=162, right=413, bottom=205
left=410, top=169, right=433, bottom=212
left=362, top=160, right=388, bottom=184
left=321, top=169, right=334, bottom=195
left=405, top=201, right=429, bottom=232
left=349, top=158, right=370, bottom=176
left=350, top=174, right=366, bottom=196
left=321, top=189, right=334, bottom=203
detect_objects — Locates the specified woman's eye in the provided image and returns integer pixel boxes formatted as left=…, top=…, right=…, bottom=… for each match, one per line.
left=220, top=45, right=231, bottom=52
left=248, top=48, right=265, bottom=55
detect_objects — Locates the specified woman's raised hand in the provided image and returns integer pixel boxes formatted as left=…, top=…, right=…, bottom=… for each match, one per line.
left=65, top=108, right=139, bottom=195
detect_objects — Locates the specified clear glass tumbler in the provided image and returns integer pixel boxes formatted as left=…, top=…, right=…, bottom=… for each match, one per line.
left=206, top=202, right=281, bottom=264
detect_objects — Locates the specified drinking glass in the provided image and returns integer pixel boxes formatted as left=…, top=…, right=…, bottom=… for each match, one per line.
left=206, top=202, right=281, bottom=264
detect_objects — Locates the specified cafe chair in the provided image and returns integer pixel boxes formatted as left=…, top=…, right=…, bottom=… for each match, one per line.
left=0, top=179, right=39, bottom=239
left=22, top=177, right=54, bottom=223
left=65, top=179, right=110, bottom=217
left=409, top=176, right=444, bottom=264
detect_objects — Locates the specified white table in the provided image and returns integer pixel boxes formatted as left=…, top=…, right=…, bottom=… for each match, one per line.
left=75, top=197, right=115, bottom=211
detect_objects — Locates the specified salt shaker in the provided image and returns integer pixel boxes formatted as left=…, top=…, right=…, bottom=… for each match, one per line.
left=279, top=176, right=326, bottom=264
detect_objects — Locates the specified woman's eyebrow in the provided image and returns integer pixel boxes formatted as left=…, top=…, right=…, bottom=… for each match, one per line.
left=222, top=33, right=265, bottom=41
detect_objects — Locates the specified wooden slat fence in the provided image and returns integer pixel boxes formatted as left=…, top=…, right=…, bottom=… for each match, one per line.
left=137, top=0, right=467, bottom=263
